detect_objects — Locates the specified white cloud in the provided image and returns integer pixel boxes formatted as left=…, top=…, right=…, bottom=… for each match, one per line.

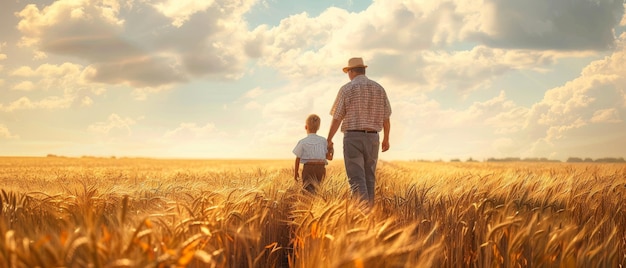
left=244, top=87, right=264, bottom=98
left=10, top=63, right=100, bottom=95
left=255, top=0, right=606, bottom=95
left=418, top=46, right=555, bottom=93
left=622, top=5, right=626, bottom=26
left=80, top=96, right=93, bottom=107
left=14, top=0, right=255, bottom=88
left=0, top=96, right=74, bottom=112
left=244, top=101, right=262, bottom=110
left=88, top=114, right=136, bottom=135
left=591, top=108, right=622, bottom=123
left=0, top=125, right=19, bottom=139
left=16, top=1, right=124, bottom=47
left=261, top=83, right=329, bottom=118
left=2, top=0, right=625, bottom=160
left=0, top=42, right=6, bottom=56
left=468, top=0, right=623, bottom=50
left=256, top=8, right=354, bottom=78
left=243, top=78, right=342, bottom=158
left=530, top=73, right=622, bottom=128
left=394, top=90, right=527, bottom=134
left=0, top=42, right=6, bottom=75
left=384, top=89, right=536, bottom=160
left=545, top=117, right=587, bottom=141
left=12, top=81, right=34, bottom=91
left=479, top=92, right=530, bottom=134
left=131, top=84, right=174, bottom=101
left=520, top=45, right=626, bottom=158
left=163, top=122, right=216, bottom=139
left=11, top=66, right=37, bottom=77
left=264, top=95, right=307, bottom=117
left=33, top=50, right=47, bottom=60
left=492, top=138, right=516, bottom=155
left=1, top=63, right=105, bottom=111
left=151, top=0, right=215, bottom=27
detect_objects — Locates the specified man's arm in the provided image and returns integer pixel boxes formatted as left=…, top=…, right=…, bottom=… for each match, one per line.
left=382, top=118, right=390, bottom=152
left=327, top=118, right=341, bottom=147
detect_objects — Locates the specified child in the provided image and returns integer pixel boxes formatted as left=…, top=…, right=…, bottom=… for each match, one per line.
left=293, top=114, right=333, bottom=194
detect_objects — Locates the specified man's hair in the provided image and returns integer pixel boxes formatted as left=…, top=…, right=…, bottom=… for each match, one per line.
left=306, top=114, right=321, bottom=132
left=351, top=67, right=366, bottom=74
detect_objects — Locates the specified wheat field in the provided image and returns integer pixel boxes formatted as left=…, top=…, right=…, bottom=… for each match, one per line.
left=0, top=156, right=624, bottom=267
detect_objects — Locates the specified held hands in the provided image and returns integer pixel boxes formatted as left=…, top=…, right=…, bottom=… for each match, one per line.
left=326, top=140, right=334, bottom=160
left=326, top=145, right=334, bottom=160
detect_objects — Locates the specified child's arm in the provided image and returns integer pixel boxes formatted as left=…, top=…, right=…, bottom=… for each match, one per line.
left=294, top=157, right=300, bottom=181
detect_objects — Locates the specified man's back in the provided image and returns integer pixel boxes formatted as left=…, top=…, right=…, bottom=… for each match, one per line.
left=331, top=75, right=391, bottom=132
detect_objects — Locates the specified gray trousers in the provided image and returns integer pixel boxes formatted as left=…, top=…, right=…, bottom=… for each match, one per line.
left=343, top=131, right=379, bottom=205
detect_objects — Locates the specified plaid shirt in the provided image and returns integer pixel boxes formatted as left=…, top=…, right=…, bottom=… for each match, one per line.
left=330, top=75, right=391, bottom=132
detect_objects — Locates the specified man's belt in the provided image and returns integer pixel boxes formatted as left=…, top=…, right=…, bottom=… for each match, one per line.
left=347, top=130, right=378, bottom=133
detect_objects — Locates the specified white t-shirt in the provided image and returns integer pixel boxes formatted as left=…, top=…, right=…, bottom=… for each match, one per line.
left=293, top=133, right=328, bottom=164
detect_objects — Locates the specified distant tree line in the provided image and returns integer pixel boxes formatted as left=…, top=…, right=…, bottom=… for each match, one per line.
left=45, top=154, right=626, bottom=163
left=564, top=157, right=625, bottom=163
left=483, top=157, right=625, bottom=163
left=424, top=157, right=625, bottom=163
left=485, top=157, right=561, bottom=163
left=46, top=154, right=118, bottom=159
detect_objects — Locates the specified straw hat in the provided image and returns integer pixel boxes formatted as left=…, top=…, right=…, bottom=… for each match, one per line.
left=342, top=57, right=368, bottom=73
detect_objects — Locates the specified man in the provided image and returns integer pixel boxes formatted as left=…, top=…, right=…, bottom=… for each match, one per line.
left=327, top=57, right=391, bottom=206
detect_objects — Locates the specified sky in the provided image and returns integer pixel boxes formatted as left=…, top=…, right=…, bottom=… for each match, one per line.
left=1, top=0, right=625, bottom=161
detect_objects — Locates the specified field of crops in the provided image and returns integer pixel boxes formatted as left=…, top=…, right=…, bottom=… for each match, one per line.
left=0, top=156, right=624, bottom=267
